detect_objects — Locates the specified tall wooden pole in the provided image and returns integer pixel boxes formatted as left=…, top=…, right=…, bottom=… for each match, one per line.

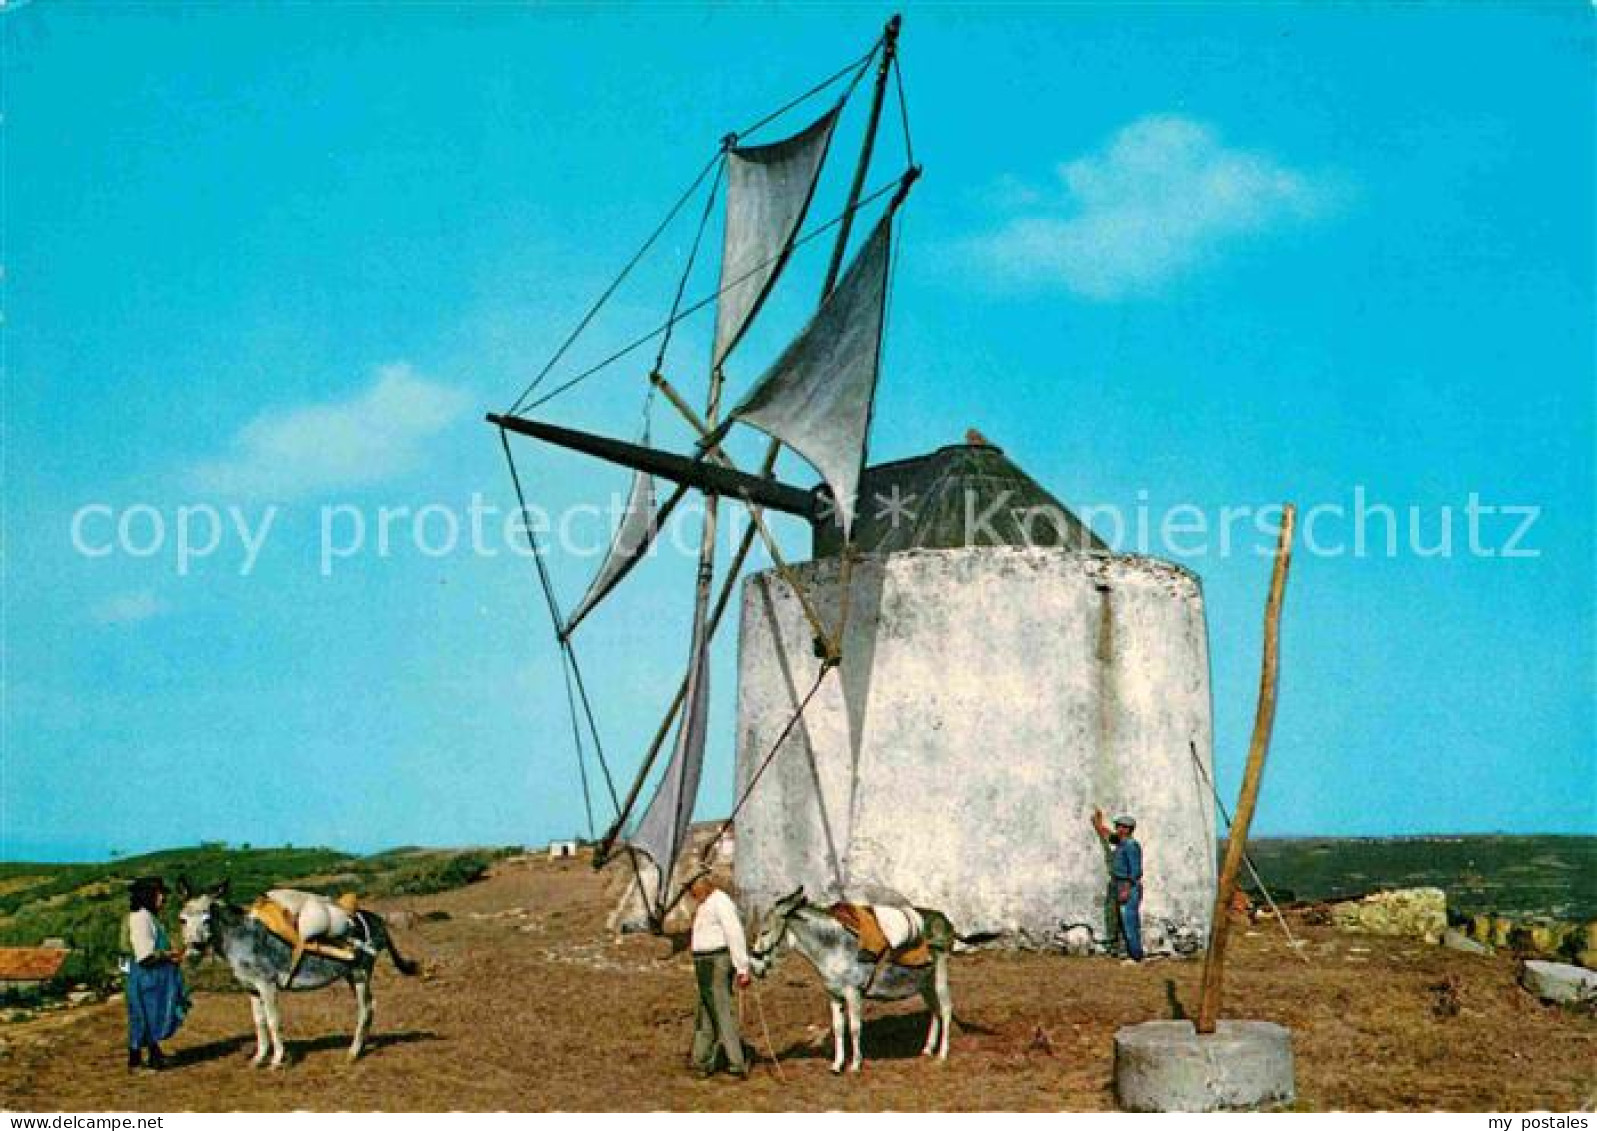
left=820, top=14, right=900, bottom=301
left=1195, top=503, right=1296, bottom=1034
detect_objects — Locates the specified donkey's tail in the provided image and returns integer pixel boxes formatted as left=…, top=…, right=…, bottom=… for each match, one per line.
left=955, top=929, right=1003, bottom=947
left=382, top=925, right=421, bottom=976
left=360, top=911, right=421, bottom=976
left=923, top=910, right=1003, bottom=950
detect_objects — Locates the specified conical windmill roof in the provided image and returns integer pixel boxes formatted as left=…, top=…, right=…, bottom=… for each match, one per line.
left=812, top=440, right=1108, bottom=557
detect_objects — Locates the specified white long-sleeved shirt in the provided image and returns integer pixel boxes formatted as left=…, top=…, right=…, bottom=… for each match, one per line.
left=690, top=889, right=750, bottom=974
left=128, top=908, right=160, bottom=963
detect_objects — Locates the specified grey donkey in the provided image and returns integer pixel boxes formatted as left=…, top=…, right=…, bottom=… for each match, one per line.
left=748, top=887, right=998, bottom=1073
left=177, top=879, right=419, bottom=1067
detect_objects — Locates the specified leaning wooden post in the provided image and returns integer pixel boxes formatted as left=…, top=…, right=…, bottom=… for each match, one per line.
left=1195, top=502, right=1296, bottom=1035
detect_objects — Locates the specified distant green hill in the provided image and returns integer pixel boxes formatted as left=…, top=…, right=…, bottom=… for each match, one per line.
left=1235, top=835, right=1596, bottom=921
left=0, top=842, right=519, bottom=997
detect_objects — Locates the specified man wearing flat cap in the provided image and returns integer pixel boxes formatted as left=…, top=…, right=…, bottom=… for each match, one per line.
left=1092, top=809, right=1145, bottom=962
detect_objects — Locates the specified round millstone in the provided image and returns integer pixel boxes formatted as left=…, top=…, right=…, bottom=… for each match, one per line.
left=1114, top=1020, right=1296, bottom=1112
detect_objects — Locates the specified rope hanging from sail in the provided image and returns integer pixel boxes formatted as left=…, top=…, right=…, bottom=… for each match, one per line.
left=497, top=431, right=620, bottom=809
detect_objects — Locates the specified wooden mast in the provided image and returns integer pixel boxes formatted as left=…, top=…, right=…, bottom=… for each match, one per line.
left=822, top=14, right=900, bottom=299
left=1195, top=503, right=1297, bottom=1034
left=815, top=13, right=905, bottom=658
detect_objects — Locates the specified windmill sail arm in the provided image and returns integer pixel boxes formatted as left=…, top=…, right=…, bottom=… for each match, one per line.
left=487, top=413, right=818, bottom=521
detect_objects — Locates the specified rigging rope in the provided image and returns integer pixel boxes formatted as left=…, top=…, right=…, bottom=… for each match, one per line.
left=497, top=25, right=911, bottom=934
left=509, top=34, right=881, bottom=418
left=653, top=152, right=726, bottom=379
left=498, top=429, right=622, bottom=813
left=734, top=37, right=879, bottom=142
left=558, top=649, right=596, bottom=840
left=686, top=663, right=835, bottom=887
left=527, top=174, right=910, bottom=411
left=507, top=149, right=723, bottom=416
left=1186, top=741, right=1310, bottom=965
left=498, top=428, right=658, bottom=919
left=892, top=54, right=915, bottom=169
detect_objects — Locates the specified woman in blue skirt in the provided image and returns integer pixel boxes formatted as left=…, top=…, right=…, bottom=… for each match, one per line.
left=125, top=877, right=187, bottom=1070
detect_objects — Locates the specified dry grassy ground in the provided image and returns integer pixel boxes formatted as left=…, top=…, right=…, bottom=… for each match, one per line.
left=1, top=854, right=1592, bottom=1111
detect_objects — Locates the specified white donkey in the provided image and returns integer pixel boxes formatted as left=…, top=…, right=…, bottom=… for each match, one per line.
left=748, top=887, right=997, bottom=1073
left=177, top=879, right=418, bottom=1067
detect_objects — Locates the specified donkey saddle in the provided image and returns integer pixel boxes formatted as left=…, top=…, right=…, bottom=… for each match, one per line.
left=828, top=903, right=933, bottom=968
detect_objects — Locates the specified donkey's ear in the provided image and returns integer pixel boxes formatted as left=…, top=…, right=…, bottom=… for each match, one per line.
left=211, top=879, right=230, bottom=899
left=176, top=876, right=193, bottom=901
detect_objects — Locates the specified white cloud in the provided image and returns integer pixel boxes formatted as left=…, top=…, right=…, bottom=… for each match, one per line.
left=966, top=115, right=1344, bottom=299
left=190, top=363, right=470, bottom=498
left=91, top=590, right=167, bottom=625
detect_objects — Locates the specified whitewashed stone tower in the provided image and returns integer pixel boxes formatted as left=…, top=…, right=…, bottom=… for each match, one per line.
left=732, top=440, right=1217, bottom=951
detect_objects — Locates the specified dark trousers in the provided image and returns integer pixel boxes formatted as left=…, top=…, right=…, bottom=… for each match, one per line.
left=690, top=950, right=747, bottom=1076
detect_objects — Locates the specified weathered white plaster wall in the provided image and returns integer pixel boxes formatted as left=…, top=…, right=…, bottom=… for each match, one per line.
left=733, top=547, right=1217, bottom=950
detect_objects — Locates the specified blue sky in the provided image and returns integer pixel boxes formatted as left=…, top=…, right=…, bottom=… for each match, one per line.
left=4, top=3, right=1592, bottom=861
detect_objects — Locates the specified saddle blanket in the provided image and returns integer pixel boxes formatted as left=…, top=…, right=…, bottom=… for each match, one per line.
left=828, top=903, right=932, bottom=967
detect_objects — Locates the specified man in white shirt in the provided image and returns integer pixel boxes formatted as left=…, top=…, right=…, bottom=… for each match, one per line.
left=687, top=873, right=750, bottom=1079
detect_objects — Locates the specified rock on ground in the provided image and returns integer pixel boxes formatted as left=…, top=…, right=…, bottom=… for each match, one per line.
left=1518, top=960, right=1597, bottom=1006
left=1441, top=928, right=1491, bottom=956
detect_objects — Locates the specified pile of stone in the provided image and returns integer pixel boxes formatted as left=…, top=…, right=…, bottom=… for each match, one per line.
left=1459, top=913, right=1597, bottom=966
left=1330, top=887, right=1448, bottom=943
left=1326, top=888, right=1596, bottom=1011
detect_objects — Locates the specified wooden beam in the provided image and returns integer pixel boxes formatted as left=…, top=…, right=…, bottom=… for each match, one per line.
left=640, top=373, right=840, bottom=660
left=821, top=14, right=900, bottom=300
left=1195, top=502, right=1296, bottom=1034
left=487, top=412, right=816, bottom=520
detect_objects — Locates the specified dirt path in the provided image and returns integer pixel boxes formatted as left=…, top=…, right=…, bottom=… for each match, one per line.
left=2, top=856, right=1591, bottom=1111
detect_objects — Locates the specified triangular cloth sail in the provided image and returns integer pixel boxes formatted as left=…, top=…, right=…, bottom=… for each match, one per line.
left=626, top=611, right=710, bottom=907
left=712, top=105, right=841, bottom=370
left=728, top=215, right=892, bottom=536
left=561, top=466, right=658, bottom=638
